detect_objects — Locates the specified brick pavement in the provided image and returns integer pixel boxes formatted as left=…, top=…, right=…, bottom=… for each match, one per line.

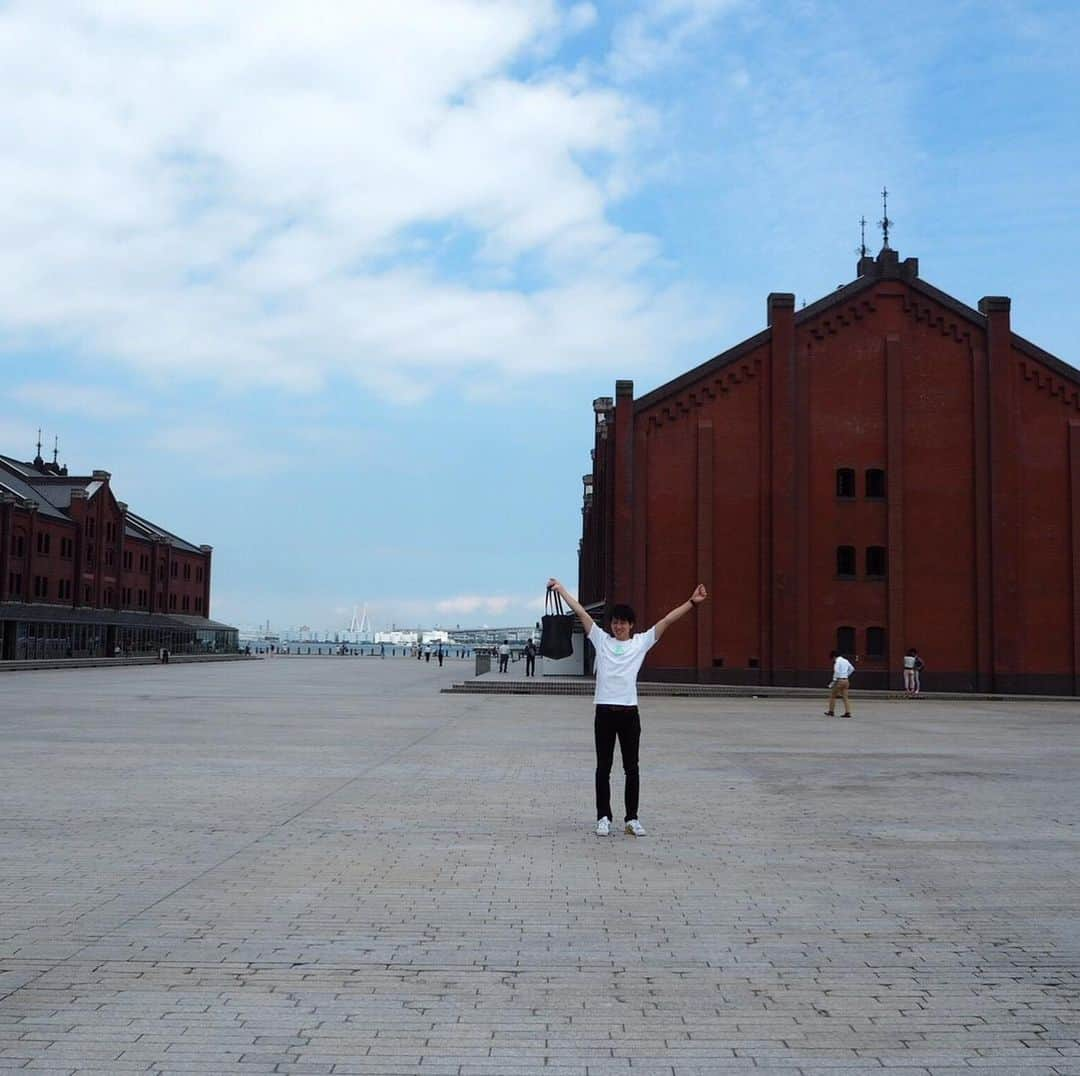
left=1, top=657, right=1078, bottom=1074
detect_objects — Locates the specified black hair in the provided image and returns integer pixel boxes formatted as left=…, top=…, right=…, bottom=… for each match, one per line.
left=609, top=603, right=636, bottom=625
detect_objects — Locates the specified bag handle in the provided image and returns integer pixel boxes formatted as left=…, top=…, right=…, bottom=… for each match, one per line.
left=545, top=586, right=567, bottom=616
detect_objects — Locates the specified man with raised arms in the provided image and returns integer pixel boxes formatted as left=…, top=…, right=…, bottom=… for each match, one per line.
left=546, top=578, right=708, bottom=836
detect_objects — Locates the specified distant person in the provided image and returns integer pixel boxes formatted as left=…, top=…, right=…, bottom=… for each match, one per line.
left=523, top=637, right=537, bottom=677
left=498, top=639, right=510, bottom=673
left=825, top=650, right=855, bottom=717
left=547, top=576, right=708, bottom=837
left=437, top=644, right=444, bottom=667
left=425, top=644, right=431, bottom=663
left=904, top=647, right=924, bottom=697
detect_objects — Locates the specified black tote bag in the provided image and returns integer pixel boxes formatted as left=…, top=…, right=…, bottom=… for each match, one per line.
left=539, top=588, right=575, bottom=660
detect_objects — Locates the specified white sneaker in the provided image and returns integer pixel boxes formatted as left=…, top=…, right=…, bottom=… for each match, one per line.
left=624, top=819, right=646, bottom=837
left=595, top=817, right=611, bottom=836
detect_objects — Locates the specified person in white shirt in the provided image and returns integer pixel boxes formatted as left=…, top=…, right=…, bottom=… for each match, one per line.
left=826, top=650, right=855, bottom=717
left=547, top=577, right=708, bottom=837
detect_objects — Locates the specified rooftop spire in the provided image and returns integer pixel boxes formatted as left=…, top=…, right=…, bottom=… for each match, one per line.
left=34, top=428, right=44, bottom=467
left=858, top=215, right=869, bottom=258
left=878, top=187, right=893, bottom=251
left=52, top=435, right=59, bottom=466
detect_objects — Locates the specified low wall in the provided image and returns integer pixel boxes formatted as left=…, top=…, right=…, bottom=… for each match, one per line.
left=0, top=653, right=256, bottom=674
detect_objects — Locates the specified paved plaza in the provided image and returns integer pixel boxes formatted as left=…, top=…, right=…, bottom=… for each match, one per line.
left=1, top=657, right=1079, bottom=1075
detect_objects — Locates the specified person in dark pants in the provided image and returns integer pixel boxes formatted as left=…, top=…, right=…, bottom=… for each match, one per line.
left=498, top=640, right=510, bottom=673
left=523, top=638, right=537, bottom=677
left=546, top=577, right=708, bottom=837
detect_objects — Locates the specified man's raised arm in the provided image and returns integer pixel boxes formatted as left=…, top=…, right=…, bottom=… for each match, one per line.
left=547, top=578, right=595, bottom=635
left=653, top=584, right=708, bottom=641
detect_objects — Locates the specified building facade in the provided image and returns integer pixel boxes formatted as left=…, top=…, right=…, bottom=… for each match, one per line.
left=579, top=246, right=1080, bottom=695
left=0, top=449, right=236, bottom=659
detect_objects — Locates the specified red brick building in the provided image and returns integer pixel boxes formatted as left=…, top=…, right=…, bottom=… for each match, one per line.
left=579, top=246, right=1080, bottom=695
left=0, top=449, right=236, bottom=659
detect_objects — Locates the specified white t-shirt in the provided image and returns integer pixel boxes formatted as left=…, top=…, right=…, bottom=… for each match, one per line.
left=589, top=624, right=658, bottom=706
left=833, top=656, right=854, bottom=680
left=903, top=654, right=916, bottom=670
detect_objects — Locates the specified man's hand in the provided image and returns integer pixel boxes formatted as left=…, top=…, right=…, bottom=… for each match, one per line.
left=547, top=577, right=564, bottom=595
left=690, top=584, right=708, bottom=604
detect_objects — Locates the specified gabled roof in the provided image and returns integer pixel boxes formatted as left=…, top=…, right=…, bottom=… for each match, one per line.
left=0, top=453, right=203, bottom=551
left=634, top=248, right=1080, bottom=413
left=124, top=511, right=203, bottom=554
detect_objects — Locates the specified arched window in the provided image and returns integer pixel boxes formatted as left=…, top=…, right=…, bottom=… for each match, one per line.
left=866, top=626, right=886, bottom=658
left=837, top=626, right=856, bottom=655
left=865, top=468, right=886, bottom=498
left=836, top=468, right=855, bottom=498
left=836, top=546, right=856, bottom=577
left=866, top=546, right=887, bottom=577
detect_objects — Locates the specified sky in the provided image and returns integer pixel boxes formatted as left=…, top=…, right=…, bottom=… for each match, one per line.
left=3, top=0, right=1079, bottom=634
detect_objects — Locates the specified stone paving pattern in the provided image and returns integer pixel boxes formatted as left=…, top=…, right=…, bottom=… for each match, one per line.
left=1, top=657, right=1078, bottom=1075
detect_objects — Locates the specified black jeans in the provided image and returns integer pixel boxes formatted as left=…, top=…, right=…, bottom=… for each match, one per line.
left=525, top=655, right=535, bottom=676
left=594, top=704, right=640, bottom=822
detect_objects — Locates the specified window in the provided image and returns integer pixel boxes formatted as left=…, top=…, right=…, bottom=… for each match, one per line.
left=84, top=585, right=92, bottom=603
left=836, top=626, right=856, bottom=655
left=836, top=545, right=856, bottom=577
left=195, top=566, right=203, bottom=583
left=866, top=626, right=886, bottom=658
left=104, top=588, right=113, bottom=606
left=87, top=518, right=95, bottom=537
left=8, top=572, right=22, bottom=596
left=60, top=536, right=73, bottom=558
left=157, top=594, right=164, bottom=610
left=10, top=533, right=24, bottom=556
left=866, top=546, right=887, bottom=578
left=58, top=579, right=72, bottom=600
left=195, top=596, right=202, bottom=612
left=33, top=575, right=48, bottom=598
left=123, top=551, right=133, bottom=570
left=182, top=595, right=190, bottom=611
left=36, top=532, right=51, bottom=555
left=183, top=563, right=191, bottom=581
left=140, top=553, right=149, bottom=572
left=169, top=593, right=177, bottom=610
left=85, top=544, right=95, bottom=566
left=104, top=549, right=114, bottom=567
left=836, top=468, right=855, bottom=498
left=865, top=468, right=886, bottom=498
left=171, top=561, right=178, bottom=578
left=158, top=562, right=166, bottom=581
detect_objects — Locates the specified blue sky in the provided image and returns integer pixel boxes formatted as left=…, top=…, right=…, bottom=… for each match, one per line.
left=3, top=0, right=1078, bottom=633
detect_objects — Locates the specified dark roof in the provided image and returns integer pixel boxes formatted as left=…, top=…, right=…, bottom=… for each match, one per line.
left=0, top=602, right=235, bottom=632
left=0, top=455, right=204, bottom=552
left=124, top=511, right=203, bottom=554
left=0, top=469, right=72, bottom=522
left=634, top=250, right=1080, bottom=413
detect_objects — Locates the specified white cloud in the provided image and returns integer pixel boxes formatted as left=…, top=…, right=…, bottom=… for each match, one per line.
left=0, top=1, right=715, bottom=400
left=608, top=0, right=744, bottom=81
left=10, top=381, right=146, bottom=418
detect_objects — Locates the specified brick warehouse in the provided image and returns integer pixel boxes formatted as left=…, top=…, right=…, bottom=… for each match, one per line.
left=579, top=245, right=1080, bottom=695
left=0, top=447, right=237, bottom=659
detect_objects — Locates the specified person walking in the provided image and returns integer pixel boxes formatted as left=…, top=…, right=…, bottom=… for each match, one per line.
left=523, top=637, right=537, bottom=677
left=437, top=643, right=444, bottom=667
left=498, top=639, right=510, bottom=673
left=825, top=650, right=855, bottom=717
left=547, top=576, right=708, bottom=837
